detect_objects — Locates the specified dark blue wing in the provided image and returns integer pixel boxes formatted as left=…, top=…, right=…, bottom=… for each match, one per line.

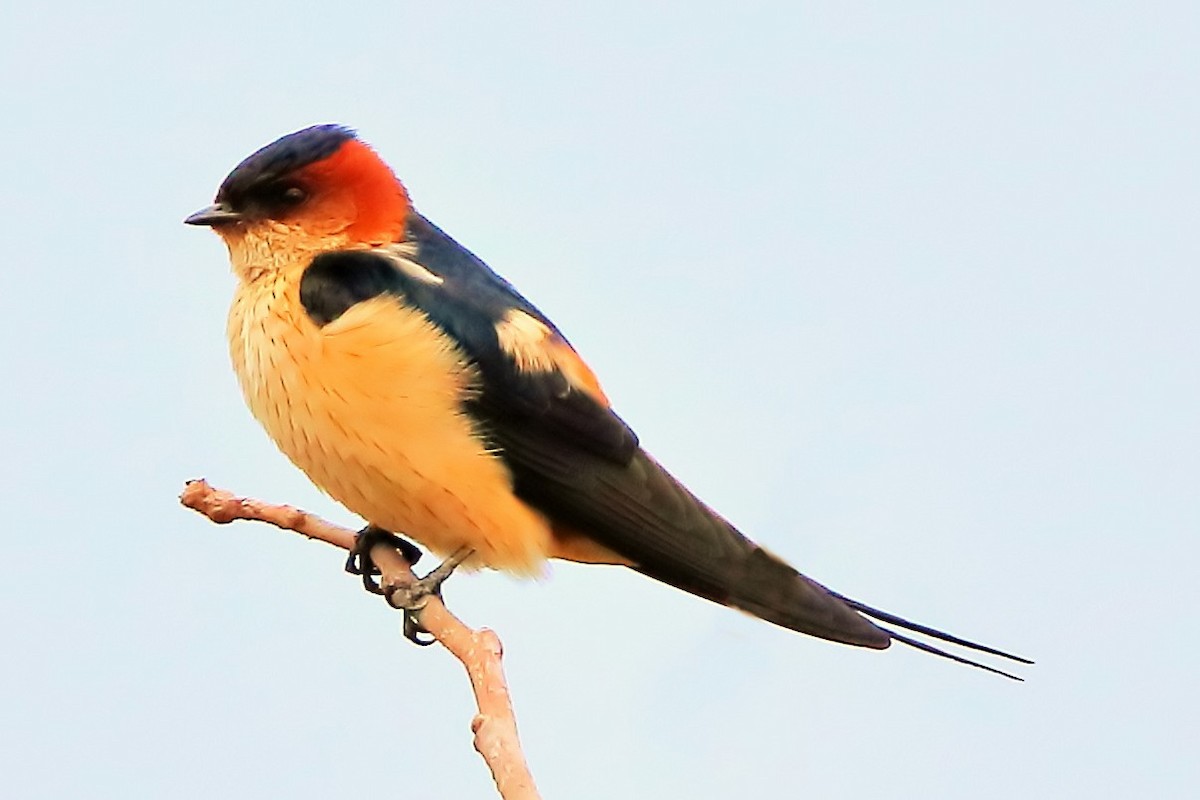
left=299, top=216, right=1029, bottom=674
left=299, top=214, right=639, bottom=465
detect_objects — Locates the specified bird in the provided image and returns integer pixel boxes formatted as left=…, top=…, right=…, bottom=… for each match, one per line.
left=186, top=124, right=1029, bottom=679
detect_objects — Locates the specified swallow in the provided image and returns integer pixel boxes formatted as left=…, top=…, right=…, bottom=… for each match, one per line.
left=187, top=124, right=1029, bottom=678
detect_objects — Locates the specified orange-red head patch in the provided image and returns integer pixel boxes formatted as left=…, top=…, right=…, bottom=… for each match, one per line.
left=294, top=138, right=411, bottom=244
left=212, top=124, right=411, bottom=244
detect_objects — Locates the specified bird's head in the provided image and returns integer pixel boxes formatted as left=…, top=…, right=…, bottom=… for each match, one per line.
left=186, top=125, right=411, bottom=278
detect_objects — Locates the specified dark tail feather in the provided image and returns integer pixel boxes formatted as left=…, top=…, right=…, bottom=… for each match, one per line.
left=721, top=547, right=895, bottom=650
left=496, top=432, right=1031, bottom=678
left=831, top=592, right=1034, bottom=680
left=882, top=629, right=1025, bottom=681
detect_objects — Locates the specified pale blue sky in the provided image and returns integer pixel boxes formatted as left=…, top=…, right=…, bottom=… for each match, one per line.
left=2, top=3, right=1196, bottom=798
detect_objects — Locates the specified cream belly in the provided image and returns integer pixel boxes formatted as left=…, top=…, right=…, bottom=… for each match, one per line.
left=227, top=274, right=555, bottom=574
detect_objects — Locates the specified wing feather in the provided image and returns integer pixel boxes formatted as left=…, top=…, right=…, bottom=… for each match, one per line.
left=299, top=214, right=638, bottom=464
left=300, top=215, right=1027, bottom=671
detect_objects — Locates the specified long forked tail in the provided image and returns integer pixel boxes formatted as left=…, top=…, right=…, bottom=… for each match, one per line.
left=638, top=534, right=1033, bottom=680
left=500, top=436, right=1032, bottom=679
left=828, top=591, right=1034, bottom=681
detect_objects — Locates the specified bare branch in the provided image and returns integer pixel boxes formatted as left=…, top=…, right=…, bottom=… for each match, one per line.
left=180, top=479, right=541, bottom=800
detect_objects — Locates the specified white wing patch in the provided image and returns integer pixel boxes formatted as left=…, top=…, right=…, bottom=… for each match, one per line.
left=379, top=242, right=445, bottom=285
left=495, top=309, right=610, bottom=405
left=495, top=309, right=557, bottom=373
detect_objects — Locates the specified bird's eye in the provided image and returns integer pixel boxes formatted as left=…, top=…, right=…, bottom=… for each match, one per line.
left=281, top=185, right=307, bottom=204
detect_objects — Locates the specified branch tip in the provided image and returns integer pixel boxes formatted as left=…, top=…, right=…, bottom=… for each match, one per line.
left=179, top=479, right=540, bottom=800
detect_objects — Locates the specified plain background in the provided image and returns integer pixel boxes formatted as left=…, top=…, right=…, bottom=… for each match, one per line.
left=2, top=3, right=1196, bottom=798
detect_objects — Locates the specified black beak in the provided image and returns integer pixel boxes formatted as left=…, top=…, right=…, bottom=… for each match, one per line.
left=184, top=202, right=243, bottom=227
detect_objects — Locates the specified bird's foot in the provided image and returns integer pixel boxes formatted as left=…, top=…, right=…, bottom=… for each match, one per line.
left=383, top=547, right=473, bottom=646
left=345, top=525, right=423, bottom=595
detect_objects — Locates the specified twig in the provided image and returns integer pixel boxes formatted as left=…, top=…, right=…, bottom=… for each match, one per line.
left=180, top=479, right=541, bottom=800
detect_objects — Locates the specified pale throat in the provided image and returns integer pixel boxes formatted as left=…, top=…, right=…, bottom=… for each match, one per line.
left=221, top=221, right=352, bottom=284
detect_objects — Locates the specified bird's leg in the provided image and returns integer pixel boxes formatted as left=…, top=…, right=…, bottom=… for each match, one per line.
left=345, top=525, right=423, bottom=594
left=383, top=547, right=474, bottom=646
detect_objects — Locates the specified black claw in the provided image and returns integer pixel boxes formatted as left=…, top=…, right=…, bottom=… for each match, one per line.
left=381, top=548, right=473, bottom=647
left=392, top=536, right=424, bottom=566
left=385, top=581, right=441, bottom=646
left=403, top=613, right=438, bottom=646
left=345, top=526, right=422, bottom=595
